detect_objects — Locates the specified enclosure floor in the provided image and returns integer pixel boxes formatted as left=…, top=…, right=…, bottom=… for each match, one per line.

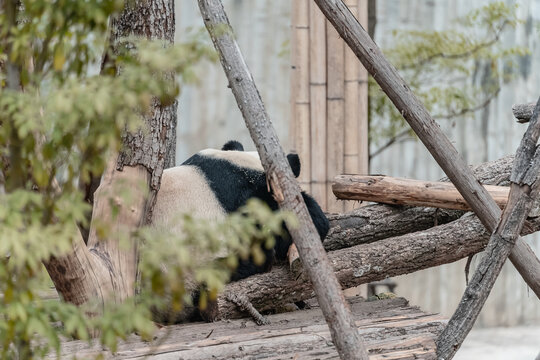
left=454, top=325, right=540, bottom=360
left=57, top=296, right=446, bottom=359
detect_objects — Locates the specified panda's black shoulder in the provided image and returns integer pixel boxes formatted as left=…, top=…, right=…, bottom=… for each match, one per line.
left=181, top=150, right=266, bottom=213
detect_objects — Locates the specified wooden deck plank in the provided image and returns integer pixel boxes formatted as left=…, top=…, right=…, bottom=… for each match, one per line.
left=56, top=297, right=445, bottom=359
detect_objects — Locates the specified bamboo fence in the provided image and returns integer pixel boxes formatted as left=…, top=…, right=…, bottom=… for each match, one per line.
left=291, top=0, right=369, bottom=213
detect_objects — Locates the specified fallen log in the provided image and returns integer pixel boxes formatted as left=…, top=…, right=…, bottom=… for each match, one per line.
left=325, top=155, right=514, bottom=251
left=332, top=175, right=509, bottom=211
left=56, top=297, right=445, bottom=360
left=512, top=102, right=535, bottom=123
left=218, top=213, right=540, bottom=319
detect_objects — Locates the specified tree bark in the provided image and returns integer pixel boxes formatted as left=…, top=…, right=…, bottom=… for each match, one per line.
left=198, top=1, right=369, bottom=358
left=333, top=175, right=509, bottom=211
left=313, top=0, right=540, bottom=297
left=437, top=97, right=540, bottom=359
left=512, top=102, right=535, bottom=123
left=44, top=0, right=176, bottom=308
left=217, top=212, right=540, bottom=320
left=326, top=154, right=514, bottom=251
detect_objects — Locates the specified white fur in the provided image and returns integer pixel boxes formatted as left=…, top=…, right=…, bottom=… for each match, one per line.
left=199, top=149, right=263, bottom=171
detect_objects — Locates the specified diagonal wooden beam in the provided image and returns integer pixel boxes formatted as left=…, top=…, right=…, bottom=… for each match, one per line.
left=198, top=0, right=369, bottom=358
left=437, top=97, right=540, bottom=359
left=312, top=0, right=540, bottom=299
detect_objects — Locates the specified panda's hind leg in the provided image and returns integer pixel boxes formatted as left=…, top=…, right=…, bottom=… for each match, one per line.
left=229, top=247, right=275, bottom=282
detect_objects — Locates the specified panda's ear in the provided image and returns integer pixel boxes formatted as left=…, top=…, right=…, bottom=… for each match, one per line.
left=287, top=153, right=301, bottom=178
left=222, top=140, right=244, bottom=151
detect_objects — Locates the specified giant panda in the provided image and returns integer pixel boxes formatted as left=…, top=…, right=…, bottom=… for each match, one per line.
left=151, top=140, right=329, bottom=322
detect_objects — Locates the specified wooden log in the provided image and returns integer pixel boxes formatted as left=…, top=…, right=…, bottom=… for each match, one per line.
left=291, top=0, right=311, bottom=192
left=437, top=97, right=540, bottom=359
left=216, top=211, right=540, bottom=320
left=198, top=1, right=369, bottom=358
left=332, top=175, right=509, bottom=211
left=314, top=0, right=540, bottom=298
left=56, top=297, right=445, bottom=360
left=512, top=102, right=535, bottom=123
left=309, top=3, right=328, bottom=209
left=326, top=155, right=515, bottom=250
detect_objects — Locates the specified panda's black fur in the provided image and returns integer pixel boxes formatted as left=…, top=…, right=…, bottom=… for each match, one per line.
left=180, top=140, right=329, bottom=280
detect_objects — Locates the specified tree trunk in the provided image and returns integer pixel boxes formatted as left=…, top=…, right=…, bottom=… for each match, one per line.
left=198, top=1, right=369, bottom=358
left=44, top=0, right=176, bottom=308
left=58, top=297, right=445, bottom=360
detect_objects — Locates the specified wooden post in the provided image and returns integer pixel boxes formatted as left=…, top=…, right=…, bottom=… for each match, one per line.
left=333, top=175, right=510, bottom=211
left=309, top=3, right=327, bottom=209
left=198, top=1, right=369, bottom=358
left=291, top=0, right=312, bottom=193
left=437, top=97, right=540, bottom=359
left=313, top=0, right=540, bottom=299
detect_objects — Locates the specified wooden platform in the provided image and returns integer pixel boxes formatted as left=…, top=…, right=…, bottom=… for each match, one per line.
left=58, top=297, right=446, bottom=359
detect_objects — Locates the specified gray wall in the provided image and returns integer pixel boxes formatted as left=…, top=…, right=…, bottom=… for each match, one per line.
left=174, top=0, right=540, bottom=326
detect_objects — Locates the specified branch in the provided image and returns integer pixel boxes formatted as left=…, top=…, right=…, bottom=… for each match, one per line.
left=512, top=102, right=536, bottom=123
left=326, top=154, right=514, bottom=251
left=437, top=96, right=540, bottom=359
left=314, top=0, right=540, bottom=298
left=217, top=211, right=540, bottom=319
left=332, top=175, right=509, bottom=211
left=198, top=1, right=369, bottom=358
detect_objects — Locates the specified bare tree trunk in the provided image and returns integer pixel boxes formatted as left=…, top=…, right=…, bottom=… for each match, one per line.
left=198, top=1, right=369, bottom=358
left=313, top=0, right=540, bottom=298
left=45, top=0, right=176, bottom=308
left=437, top=97, right=540, bottom=359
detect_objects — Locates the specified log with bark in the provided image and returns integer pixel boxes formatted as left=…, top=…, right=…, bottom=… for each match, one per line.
left=217, top=211, right=540, bottom=320
left=325, top=154, right=514, bottom=251
left=56, top=297, right=446, bottom=360
left=332, top=175, right=509, bottom=211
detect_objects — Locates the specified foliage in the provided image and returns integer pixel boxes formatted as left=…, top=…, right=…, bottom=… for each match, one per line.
left=370, top=2, right=528, bottom=156
left=0, top=1, right=287, bottom=359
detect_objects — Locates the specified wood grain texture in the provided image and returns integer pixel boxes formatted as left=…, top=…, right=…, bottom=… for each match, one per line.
left=437, top=97, right=540, bottom=359
left=333, top=175, right=509, bottom=211
left=198, top=1, right=369, bottom=358
left=56, top=297, right=444, bottom=360
left=215, top=212, right=540, bottom=320
left=314, top=0, right=540, bottom=297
